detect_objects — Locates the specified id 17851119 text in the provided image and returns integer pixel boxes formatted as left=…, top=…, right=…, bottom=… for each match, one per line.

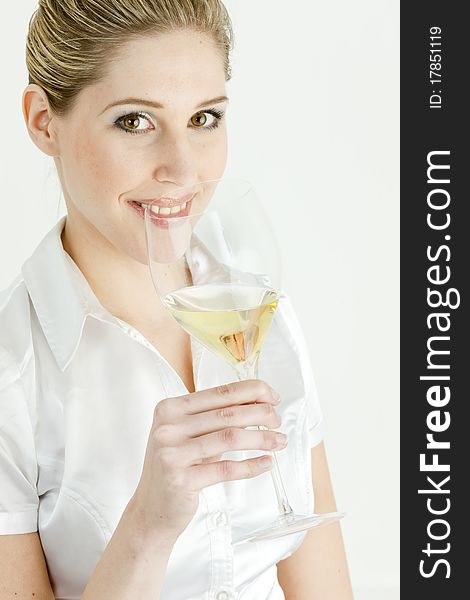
left=429, top=26, right=443, bottom=109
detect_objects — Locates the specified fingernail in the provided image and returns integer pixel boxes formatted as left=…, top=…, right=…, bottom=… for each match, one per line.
left=275, top=433, right=288, bottom=446
left=260, top=456, right=273, bottom=469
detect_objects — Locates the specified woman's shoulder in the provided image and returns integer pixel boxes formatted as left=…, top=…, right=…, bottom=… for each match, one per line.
left=0, top=272, right=34, bottom=388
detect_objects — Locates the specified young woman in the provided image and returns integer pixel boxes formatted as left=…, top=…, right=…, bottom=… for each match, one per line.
left=0, top=1, right=353, bottom=598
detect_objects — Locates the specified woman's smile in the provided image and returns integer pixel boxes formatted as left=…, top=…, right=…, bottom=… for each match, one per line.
left=128, top=196, right=193, bottom=220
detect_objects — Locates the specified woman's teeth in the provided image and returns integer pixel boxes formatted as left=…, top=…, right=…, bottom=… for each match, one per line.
left=140, top=201, right=187, bottom=215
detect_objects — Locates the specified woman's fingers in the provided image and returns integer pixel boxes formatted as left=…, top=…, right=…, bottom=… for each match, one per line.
left=135, top=379, right=284, bottom=538
left=181, top=401, right=282, bottom=439
left=189, top=455, right=274, bottom=489
left=157, top=379, right=280, bottom=422
left=178, top=427, right=288, bottom=466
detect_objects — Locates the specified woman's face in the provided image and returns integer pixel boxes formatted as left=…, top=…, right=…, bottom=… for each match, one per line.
left=52, top=30, right=228, bottom=263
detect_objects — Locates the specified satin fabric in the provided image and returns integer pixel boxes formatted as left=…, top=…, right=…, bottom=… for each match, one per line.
left=0, top=216, right=323, bottom=599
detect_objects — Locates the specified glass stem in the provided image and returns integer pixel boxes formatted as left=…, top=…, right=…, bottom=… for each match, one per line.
left=234, top=356, right=294, bottom=520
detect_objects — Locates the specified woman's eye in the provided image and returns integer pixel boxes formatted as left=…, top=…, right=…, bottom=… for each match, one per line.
left=190, top=110, right=224, bottom=130
left=114, top=112, right=153, bottom=135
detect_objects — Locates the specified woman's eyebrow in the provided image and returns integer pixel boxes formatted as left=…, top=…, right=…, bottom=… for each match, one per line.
left=100, top=95, right=229, bottom=114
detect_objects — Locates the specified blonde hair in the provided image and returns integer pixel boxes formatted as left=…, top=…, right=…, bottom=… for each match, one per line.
left=26, top=0, right=234, bottom=117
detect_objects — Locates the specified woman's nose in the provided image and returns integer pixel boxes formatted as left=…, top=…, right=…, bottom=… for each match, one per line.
left=152, top=130, right=198, bottom=186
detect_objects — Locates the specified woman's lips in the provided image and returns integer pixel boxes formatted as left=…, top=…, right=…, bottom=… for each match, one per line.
left=128, top=197, right=193, bottom=227
left=147, top=192, right=195, bottom=211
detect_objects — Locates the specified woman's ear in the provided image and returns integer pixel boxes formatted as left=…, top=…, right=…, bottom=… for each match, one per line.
left=22, top=84, right=61, bottom=157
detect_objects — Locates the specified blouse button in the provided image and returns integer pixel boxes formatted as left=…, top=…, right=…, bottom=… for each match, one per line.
left=215, top=591, right=233, bottom=600
left=210, top=510, right=228, bottom=528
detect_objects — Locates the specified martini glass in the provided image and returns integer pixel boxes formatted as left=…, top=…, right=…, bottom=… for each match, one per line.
left=135, top=178, right=345, bottom=545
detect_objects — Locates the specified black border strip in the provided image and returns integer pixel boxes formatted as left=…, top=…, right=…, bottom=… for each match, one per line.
left=400, top=2, right=468, bottom=595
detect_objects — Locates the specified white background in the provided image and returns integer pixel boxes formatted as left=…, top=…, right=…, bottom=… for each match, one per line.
left=0, top=1, right=399, bottom=598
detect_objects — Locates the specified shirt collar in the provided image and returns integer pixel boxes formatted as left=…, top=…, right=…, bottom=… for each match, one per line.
left=21, top=216, right=114, bottom=372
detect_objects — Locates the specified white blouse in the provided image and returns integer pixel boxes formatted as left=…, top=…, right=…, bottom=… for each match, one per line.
left=0, top=216, right=324, bottom=600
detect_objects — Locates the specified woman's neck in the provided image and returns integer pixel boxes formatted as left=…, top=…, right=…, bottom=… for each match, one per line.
left=60, top=213, right=171, bottom=331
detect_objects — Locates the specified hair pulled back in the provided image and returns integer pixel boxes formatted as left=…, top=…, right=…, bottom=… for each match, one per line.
left=26, top=0, right=233, bottom=116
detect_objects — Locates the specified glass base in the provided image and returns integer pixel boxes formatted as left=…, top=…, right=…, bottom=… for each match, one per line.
left=232, top=511, right=345, bottom=546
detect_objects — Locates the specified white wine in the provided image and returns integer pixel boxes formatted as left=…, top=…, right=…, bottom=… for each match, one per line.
left=163, top=283, right=279, bottom=368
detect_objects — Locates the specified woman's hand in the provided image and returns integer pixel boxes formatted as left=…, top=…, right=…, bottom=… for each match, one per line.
left=130, top=379, right=287, bottom=538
